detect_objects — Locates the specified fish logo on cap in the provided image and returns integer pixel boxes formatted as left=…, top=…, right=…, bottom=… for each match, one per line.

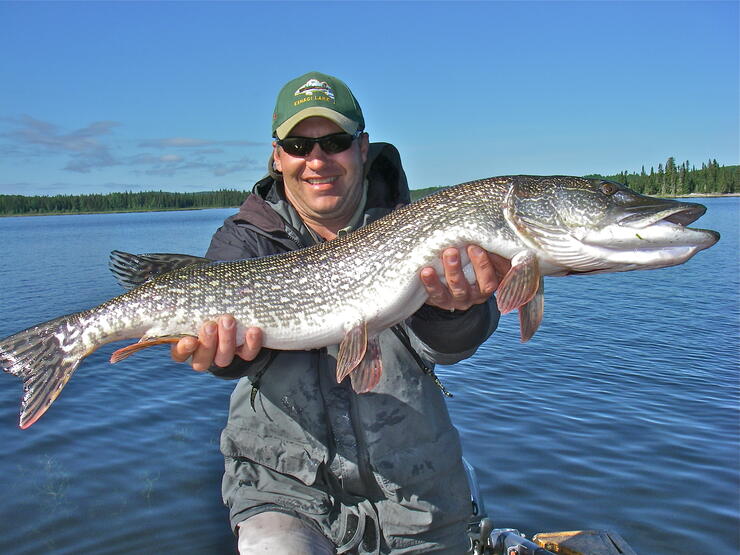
left=294, top=78, right=336, bottom=102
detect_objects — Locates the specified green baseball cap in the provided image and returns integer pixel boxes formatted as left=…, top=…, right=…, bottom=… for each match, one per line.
left=272, top=71, right=365, bottom=139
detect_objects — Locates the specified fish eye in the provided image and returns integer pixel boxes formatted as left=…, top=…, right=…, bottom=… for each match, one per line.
left=601, top=182, right=618, bottom=196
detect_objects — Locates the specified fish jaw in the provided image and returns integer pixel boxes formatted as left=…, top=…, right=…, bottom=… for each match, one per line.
left=612, top=197, right=707, bottom=228
left=572, top=195, right=720, bottom=272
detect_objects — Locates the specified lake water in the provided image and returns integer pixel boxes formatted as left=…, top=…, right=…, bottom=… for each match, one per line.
left=0, top=198, right=737, bottom=554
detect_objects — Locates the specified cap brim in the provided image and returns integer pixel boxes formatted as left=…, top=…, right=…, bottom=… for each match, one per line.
left=274, top=107, right=360, bottom=139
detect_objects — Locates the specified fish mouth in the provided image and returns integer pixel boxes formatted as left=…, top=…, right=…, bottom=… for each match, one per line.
left=575, top=196, right=720, bottom=273
left=617, top=201, right=707, bottom=228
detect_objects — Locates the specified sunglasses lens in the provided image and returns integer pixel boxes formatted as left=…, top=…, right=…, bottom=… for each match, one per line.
left=279, top=133, right=357, bottom=157
left=319, top=134, right=353, bottom=154
left=280, top=138, right=312, bottom=157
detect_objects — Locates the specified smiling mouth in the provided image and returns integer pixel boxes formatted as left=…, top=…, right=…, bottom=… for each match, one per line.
left=306, top=177, right=338, bottom=185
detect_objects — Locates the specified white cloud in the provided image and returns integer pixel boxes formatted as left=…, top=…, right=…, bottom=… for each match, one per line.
left=139, top=137, right=262, bottom=148
left=1, top=115, right=121, bottom=173
left=1, top=115, right=265, bottom=180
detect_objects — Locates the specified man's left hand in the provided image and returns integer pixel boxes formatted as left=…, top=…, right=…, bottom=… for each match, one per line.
left=421, top=246, right=511, bottom=312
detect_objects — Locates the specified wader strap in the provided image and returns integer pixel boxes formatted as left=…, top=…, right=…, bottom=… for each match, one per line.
left=335, top=498, right=380, bottom=555
left=249, top=350, right=278, bottom=410
left=320, top=462, right=380, bottom=555
left=390, top=325, right=453, bottom=397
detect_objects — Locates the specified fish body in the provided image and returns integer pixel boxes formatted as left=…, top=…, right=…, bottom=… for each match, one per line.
left=0, top=176, right=720, bottom=428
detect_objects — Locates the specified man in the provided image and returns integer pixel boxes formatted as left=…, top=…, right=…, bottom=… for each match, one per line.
left=172, top=72, right=508, bottom=554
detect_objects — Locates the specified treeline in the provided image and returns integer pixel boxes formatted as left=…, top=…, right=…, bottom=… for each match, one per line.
left=586, top=158, right=738, bottom=196
left=2, top=158, right=737, bottom=216
left=410, top=158, right=738, bottom=202
left=0, top=189, right=250, bottom=216
left=410, top=186, right=441, bottom=201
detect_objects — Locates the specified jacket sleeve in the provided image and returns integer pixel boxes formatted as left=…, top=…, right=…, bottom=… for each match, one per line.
left=405, top=298, right=500, bottom=365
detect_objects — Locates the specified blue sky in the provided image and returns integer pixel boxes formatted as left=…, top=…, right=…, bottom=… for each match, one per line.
left=1, top=1, right=737, bottom=196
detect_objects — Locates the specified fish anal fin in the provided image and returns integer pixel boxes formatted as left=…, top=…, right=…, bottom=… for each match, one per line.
left=518, top=277, right=544, bottom=342
left=336, top=322, right=367, bottom=384
left=110, top=335, right=190, bottom=363
left=496, top=250, right=541, bottom=315
left=350, top=336, right=383, bottom=393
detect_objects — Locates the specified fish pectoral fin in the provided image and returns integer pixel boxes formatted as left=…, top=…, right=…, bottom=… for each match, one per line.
left=350, top=336, right=383, bottom=394
left=514, top=213, right=606, bottom=272
left=110, top=335, right=191, bottom=363
left=518, top=277, right=544, bottom=342
left=496, top=250, right=541, bottom=315
left=336, top=322, right=368, bottom=384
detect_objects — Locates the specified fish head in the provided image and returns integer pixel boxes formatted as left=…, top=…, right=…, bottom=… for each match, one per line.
left=505, top=176, right=720, bottom=274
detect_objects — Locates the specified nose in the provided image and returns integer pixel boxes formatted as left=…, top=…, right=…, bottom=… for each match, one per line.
left=304, top=142, right=329, bottom=168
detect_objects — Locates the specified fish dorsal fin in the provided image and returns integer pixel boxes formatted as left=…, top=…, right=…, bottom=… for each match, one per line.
left=504, top=185, right=606, bottom=272
left=109, top=251, right=211, bottom=290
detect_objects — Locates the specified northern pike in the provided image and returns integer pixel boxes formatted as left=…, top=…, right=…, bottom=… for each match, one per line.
left=0, top=176, right=720, bottom=428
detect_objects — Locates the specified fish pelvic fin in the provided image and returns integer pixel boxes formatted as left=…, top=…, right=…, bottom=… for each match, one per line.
left=110, top=335, right=190, bottom=363
left=496, top=250, right=541, bottom=315
left=350, top=336, right=383, bottom=394
left=0, top=314, right=92, bottom=429
left=518, top=277, right=544, bottom=342
left=336, top=322, right=368, bottom=384
left=109, top=251, right=211, bottom=290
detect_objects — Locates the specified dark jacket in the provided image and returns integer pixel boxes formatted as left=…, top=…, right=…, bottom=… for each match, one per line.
left=207, top=143, right=499, bottom=554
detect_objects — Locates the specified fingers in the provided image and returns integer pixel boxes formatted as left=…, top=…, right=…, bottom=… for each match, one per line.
left=487, top=251, right=512, bottom=288
left=171, top=335, right=199, bottom=363
left=192, top=320, right=219, bottom=371
left=421, top=247, right=471, bottom=311
left=442, top=248, right=471, bottom=305
left=214, top=315, right=237, bottom=367
left=468, top=245, right=497, bottom=296
left=420, top=264, right=452, bottom=310
left=236, top=327, right=264, bottom=362
left=170, top=315, right=263, bottom=372
left=422, top=246, right=512, bottom=311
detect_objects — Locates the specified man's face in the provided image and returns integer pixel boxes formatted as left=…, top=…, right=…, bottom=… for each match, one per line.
left=273, top=117, right=369, bottom=231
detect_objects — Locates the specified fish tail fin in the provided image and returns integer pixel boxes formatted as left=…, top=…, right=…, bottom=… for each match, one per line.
left=0, top=314, right=92, bottom=429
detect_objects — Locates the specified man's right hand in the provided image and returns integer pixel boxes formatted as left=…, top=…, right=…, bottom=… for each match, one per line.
left=171, top=314, right=264, bottom=371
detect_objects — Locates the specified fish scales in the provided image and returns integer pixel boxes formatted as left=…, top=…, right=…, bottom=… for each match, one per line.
left=0, top=175, right=719, bottom=428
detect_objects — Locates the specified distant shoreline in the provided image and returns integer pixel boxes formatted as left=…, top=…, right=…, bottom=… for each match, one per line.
left=1, top=192, right=737, bottom=218
left=0, top=206, right=235, bottom=218
left=671, top=193, right=740, bottom=198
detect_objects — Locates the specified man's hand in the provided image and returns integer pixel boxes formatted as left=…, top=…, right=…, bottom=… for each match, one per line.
left=421, top=246, right=511, bottom=311
left=171, top=314, right=264, bottom=372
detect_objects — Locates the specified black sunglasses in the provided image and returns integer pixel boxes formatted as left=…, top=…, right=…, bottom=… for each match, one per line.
left=277, top=131, right=361, bottom=157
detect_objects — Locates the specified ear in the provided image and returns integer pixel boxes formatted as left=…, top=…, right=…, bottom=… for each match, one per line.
left=358, top=132, right=369, bottom=164
left=272, top=142, right=282, bottom=172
